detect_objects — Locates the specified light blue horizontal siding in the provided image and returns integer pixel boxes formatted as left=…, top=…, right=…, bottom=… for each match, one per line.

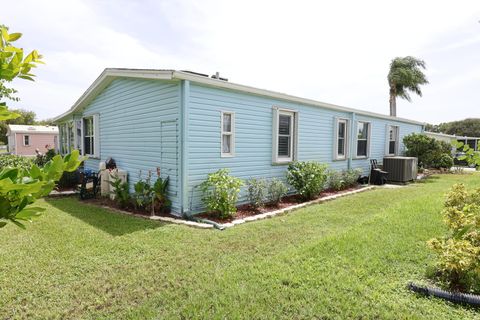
left=82, top=78, right=181, bottom=213
left=186, top=83, right=422, bottom=213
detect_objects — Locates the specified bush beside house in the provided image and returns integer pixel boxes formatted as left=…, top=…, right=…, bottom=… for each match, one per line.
left=403, top=133, right=454, bottom=169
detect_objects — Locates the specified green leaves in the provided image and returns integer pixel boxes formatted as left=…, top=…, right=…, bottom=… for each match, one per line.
left=0, top=151, right=85, bottom=229
left=0, top=105, right=20, bottom=121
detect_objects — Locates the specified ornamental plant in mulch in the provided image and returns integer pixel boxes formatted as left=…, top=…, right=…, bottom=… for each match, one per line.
left=427, top=183, right=480, bottom=293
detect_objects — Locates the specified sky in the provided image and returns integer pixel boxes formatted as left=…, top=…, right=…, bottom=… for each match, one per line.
left=2, top=0, right=479, bottom=124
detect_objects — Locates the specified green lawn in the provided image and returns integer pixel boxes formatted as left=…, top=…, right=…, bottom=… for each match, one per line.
left=1, top=175, right=480, bottom=319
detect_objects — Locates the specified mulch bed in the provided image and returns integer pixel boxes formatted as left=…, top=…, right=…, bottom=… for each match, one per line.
left=197, top=185, right=364, bottom=223
left=82, top=197, right=177, bottom=219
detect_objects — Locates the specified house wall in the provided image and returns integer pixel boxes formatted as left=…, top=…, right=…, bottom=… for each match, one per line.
left=13, top=133, right=57, bottom=156
left=185, top=83, right=423, bottom=213
left=80, top=78, right=182, bottom=212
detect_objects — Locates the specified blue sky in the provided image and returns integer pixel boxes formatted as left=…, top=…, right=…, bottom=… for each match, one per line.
left=2, top=0, right=479, bottom=124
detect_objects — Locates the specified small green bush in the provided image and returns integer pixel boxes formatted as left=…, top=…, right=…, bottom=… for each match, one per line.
left=109, top=174, right=130, bottom=209
left=433, top=153, right=454, bottom=169
left=286, top=161, right=328, bottom=200
left=199, top=169, right=243, bottom=219
left=267, top=178, right=288, bottom=205
left=34, top=147, right=57, bottom=167
left=327, top=168, right=362, bottom=191
left=427, top=184, right=480, bottom=292
left=246, top=178, right=268, bottom=209
left=0, top=154, right=33, bottom=171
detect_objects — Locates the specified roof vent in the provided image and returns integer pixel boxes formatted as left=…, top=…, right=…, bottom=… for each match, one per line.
left=211, top=72, right=228, bottom=81
left=28, top=126, right=36, bottom=130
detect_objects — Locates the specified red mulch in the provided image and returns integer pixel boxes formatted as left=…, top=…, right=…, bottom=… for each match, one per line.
left=197, top=185, right=363, bottom=223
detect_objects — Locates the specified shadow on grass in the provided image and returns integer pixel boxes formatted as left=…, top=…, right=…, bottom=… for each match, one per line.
left=415, top=176, right=441, bottom=184
left=45, top=197, right=164, bottom=236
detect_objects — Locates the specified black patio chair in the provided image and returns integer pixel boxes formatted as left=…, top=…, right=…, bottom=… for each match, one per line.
left=369, top=159, right=388, bottom=185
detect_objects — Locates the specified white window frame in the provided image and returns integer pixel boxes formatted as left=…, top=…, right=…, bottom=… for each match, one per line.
left=220, top=111, right=235, bottom=157
left=333, top=118, right=349, bottom=160
left=272, top=107, right=297, bottom=164
left=82, top=114, right=99, bottom=158
left=386, top=125, right=399, bottom=156
left=23, top=135, right=30, bottom=147
left=355, top=121, right=371, bottom=158
left=60, top=124, right=68, bottom=155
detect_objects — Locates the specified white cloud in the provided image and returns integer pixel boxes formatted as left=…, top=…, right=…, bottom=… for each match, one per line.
left=1, top=0, right=480, bottom=123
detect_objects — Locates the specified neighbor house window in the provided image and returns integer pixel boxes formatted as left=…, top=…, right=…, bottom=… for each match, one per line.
left=356, top=121, right=370, bottom=157
left=334, top=118, right=348, bottom=160
left=23, top=135, right=30, bottom=146
left=387, top=125, right=399, bottom=155
left=83, top=116, right=95, bottom=156
left=273, top=109, right=297, bottom=163
left=221, top=112, right=235, bottom=157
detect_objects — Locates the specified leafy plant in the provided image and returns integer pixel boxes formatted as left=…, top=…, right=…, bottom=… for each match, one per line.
left=326, top=170, right=344, bottom=191
left=108, top=173, right=130, bottom=209
left=152, top=176, right=170, bottom=214
left=0, top=154, right=33, bottom=171
left=267, top=178, right=288, bottom=206
left=433, top=153, right=454, bottom=170
left=343, top=168, right=362, bottom=187
left=286, top=161, right=327, bottom=200
left=199, top=169, right=243, bottom=219
left=454, top=141, right=480, bottom=169
left=0, top=150, right=84, bottom=228
left=246, top=178, right=268, bottom=209
left=403, top=133, right=452, bottom=168
left=427, top=184, right=480, bottom=292
left=133, top=170, right=153, bottom=211
left=34, top=146, right=57, bottom=167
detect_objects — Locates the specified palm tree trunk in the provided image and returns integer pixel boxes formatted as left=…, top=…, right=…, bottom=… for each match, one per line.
left=389, top=86, right=397, bottom=117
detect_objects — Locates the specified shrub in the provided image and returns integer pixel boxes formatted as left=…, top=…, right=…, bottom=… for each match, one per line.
left=0, top=154, right=33, bottom=171
left=343, top=168, right=362, bottom=187
left=34, top=147, right=56, bottom=167
left=433, top=153, right=454, bottom=169
left=326, top=170, right=344, bottom=191
left=326, top=168, right=362, bottom=191
left=199, top=169, right=243, bottom=219
left=152, top=176, right=171, bottom=213
left=427, top=184, right=480, bottom=292
left=246, top=178, right=268, bottom=209
left=267, top=178, right=288, bottom=205
left=133, top=170, right=153, bottom=211
left=108, top=174, right=130, bottom=208
left=286, top=161, right=328, bottom=200
left=403, top=133, right=452, bottom=168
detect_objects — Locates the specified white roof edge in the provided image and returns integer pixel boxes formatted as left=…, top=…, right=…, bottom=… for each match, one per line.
left=54, top=68, right=425, bottom=126
left=425, top=131, right=480, bottom=140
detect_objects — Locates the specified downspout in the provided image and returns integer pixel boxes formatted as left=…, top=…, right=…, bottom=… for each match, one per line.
left=180, top=80, right=190, bottom=215
left=348, top=112, right=356, bottom=170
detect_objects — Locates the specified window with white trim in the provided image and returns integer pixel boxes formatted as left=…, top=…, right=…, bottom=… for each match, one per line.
left=356, top=121, right=370, bottom=157
left=23, top=135, right=30, bottom=146
left=75, top=119, right=82, bottom=154
left=335, top=119, right=348, bottom=160
left=60, top=124, right=68, bottom=154
left=83, top=116, right=95, bottom=156
left=221, top=112, right=234, bottom=156
left=273, top=109, right=296, bottom=163
left=387, top=125, right=399, bottom=155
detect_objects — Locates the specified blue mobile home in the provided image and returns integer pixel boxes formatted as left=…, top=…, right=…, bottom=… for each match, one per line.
left=54, top=69, right=424, bottom=215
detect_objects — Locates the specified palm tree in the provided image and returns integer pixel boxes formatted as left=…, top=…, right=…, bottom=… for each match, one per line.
left=388, top=56, right=428, bottom=117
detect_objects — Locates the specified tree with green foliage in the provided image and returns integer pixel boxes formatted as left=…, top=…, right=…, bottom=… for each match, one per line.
left=403, top=133, right=453, bottom=168
left=0, top=25, right=84, bottom=229
left=428, top=118, right=480, bottom=137
left=388, top=56, right=429, bottom=117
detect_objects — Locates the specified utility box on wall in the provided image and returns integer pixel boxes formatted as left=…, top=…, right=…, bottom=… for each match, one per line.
left=383, top=157, right=418, bottom=183
left=99, top=162, right=127, bottom=198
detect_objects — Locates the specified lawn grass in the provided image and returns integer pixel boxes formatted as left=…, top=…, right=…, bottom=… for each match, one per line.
left=1, top=174, right=480, bottom=319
